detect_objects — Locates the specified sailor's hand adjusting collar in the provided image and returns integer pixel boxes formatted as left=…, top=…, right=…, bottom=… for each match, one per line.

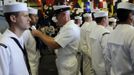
left=31, top=28, right=43, bottom=37
left=29, top=25, right=36, bottom=31
left=31, top=27, right=61, bottom=49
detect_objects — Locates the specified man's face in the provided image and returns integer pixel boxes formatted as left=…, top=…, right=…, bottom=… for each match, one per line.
left=29, top=14, right=39, bottom=25
left=132, top=16, right=134, bottom=26
left=128, top=11, right=134, bottom=26
left=56, top=11, right=71, bottom=27
left=131, top=12, right=134, bottom=25
left=56, top=12, right=65, bottom=27
left=15, top=11, right=31, bottom=30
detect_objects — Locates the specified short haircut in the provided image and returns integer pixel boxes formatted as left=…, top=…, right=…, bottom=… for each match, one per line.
left=117, top=9, right=132, bottom=22
left=95, top=17, right=105, bottom=24
left=29, top=14, right=35, bottom=19
left=29, top=14, right=32, bottom=17
left=83, top=17, right=91, bottom=22
left=4, top=12, right=19, bottom=26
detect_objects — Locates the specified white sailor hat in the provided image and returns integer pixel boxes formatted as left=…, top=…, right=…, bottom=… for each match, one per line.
left=83, top=13, right=92, bottom=17
left=109, top=18, right=117, bottom=22
left=53, top=5, right=70, bottom=14
left=28, top=7, right=38, bottom=15
left=3, top=2, right=28, bottom=13
left=94, top=11, right=108, bottom=18
left=75, top=16, right=82, bottom=20
left=76, top=8, right=83, bottom=14
left=117, top=2, right=134, bottom=11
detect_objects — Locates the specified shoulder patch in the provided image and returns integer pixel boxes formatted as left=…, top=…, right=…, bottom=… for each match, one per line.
left=0, top=43, right=7, bottom=48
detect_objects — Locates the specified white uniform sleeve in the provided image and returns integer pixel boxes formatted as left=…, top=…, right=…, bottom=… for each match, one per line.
left=85, top=31, right=92, bottom=56
left=54, top=29, right=75, bottom=48
left=101, top=33, right=111, bottom=75
left=103, top=44, right=111, bottom=75
left=0, top=46, right=10, bottom=75
left=129, top=37, right=134, bottom=69
left=101, top=33, right=110, bottom=49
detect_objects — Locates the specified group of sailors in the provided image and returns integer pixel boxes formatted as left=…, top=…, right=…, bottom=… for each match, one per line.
left=0, top=1, right=134, bottom=75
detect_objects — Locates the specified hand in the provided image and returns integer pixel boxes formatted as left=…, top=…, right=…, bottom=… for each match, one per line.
left=31, top=29, right=43, bottom=37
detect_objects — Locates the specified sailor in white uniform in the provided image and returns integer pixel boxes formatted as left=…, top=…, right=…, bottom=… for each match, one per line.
left=0, top=2, right=31, bottom=75
left=104, top=2, right=134, bottom=75
left=89, top=10, right=110, bottom=75
left=79, top=12, right=96, bottom=75
left=22, top=7, right=40, bottom=75
left=31, top=5, right=80, bottom=75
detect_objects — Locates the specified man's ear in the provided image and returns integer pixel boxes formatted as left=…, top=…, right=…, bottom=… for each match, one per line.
left=102, top=17, right=106, bottom=23
left=10, top=15, right=17, bottom=23
left=127, top=13, right=133, bottom=24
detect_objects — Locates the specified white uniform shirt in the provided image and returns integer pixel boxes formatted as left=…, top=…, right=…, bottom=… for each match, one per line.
left=54, top=20, right=80, bottom=75
left=104, top=24, right=134, bottom=75
left=79, top=21, right=97, bottom=75
left=106, top=25, right=113, bottom=32
left=79, top=21, right=97, bottom=56
left=0, top=29, right=29, bottom=75
left=89, top=25, right=110, bottom=75
left=22, top=30, right=40, bottom=75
